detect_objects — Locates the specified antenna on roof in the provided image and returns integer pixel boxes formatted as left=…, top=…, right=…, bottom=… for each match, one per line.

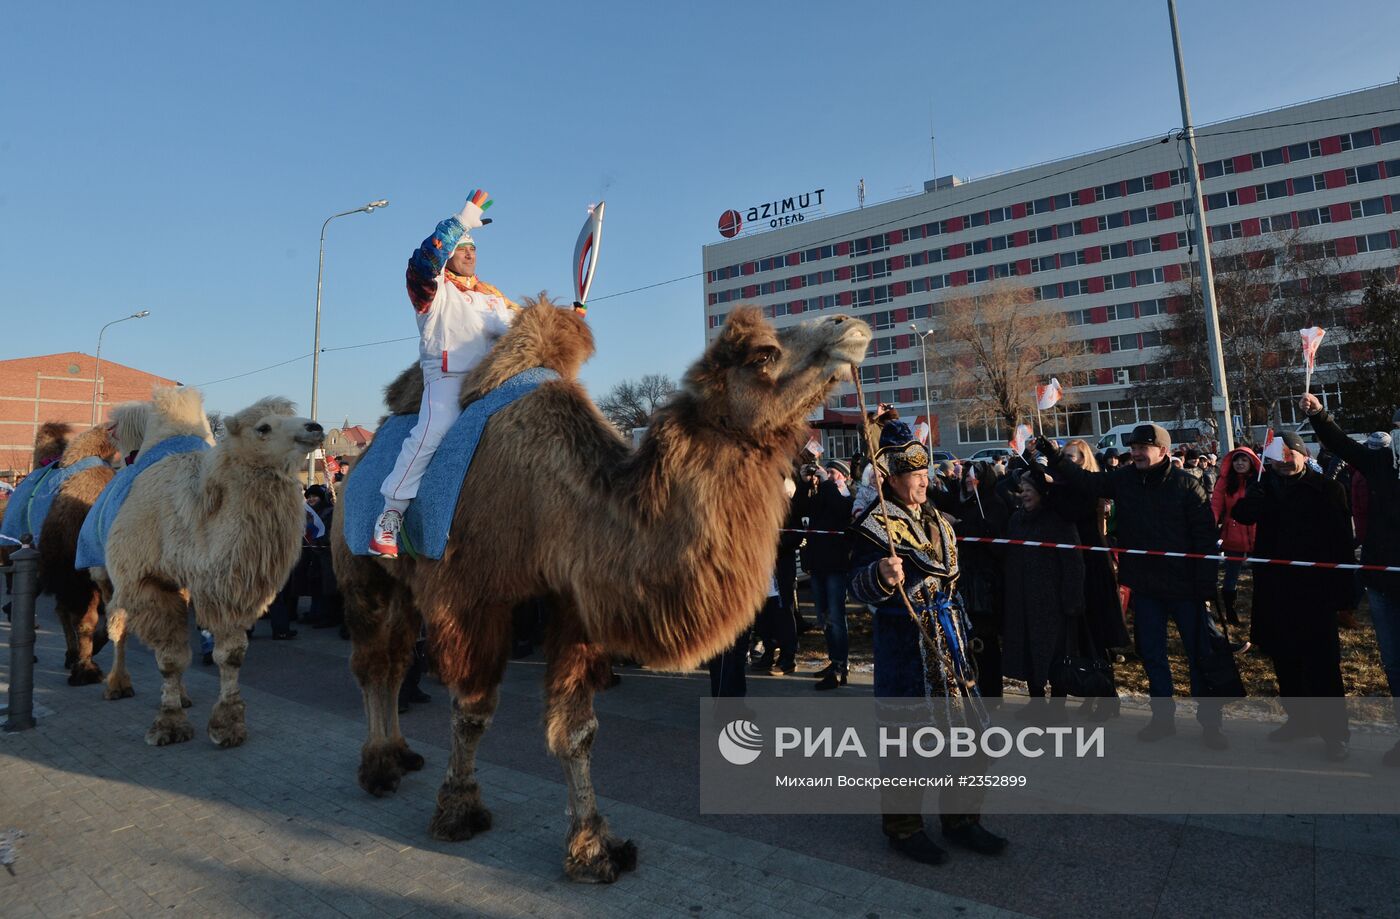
left=857, top=178, right=865, bottom=209
left=929, top=102, right=937, bottom=183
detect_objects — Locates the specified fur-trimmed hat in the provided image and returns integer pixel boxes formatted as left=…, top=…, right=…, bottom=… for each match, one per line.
left=876, top=420, right=929, bottom=475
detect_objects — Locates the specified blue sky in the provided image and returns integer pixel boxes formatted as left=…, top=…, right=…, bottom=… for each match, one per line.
left=4, top=1, right=1399, bottom=427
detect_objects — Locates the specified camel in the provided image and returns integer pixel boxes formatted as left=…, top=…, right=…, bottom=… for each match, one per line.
left=331, top=297, right=870, bottom=882
left=0, top=422, right=73, bottom=562
left=37, top=404, right=150, bottom=685
left=103, top=387, right=324, bottom=746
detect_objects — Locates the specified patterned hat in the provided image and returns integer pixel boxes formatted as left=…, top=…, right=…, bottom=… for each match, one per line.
left=875, top=420, right=929, bottom=475
left=455, top=232, right=475, bottom=250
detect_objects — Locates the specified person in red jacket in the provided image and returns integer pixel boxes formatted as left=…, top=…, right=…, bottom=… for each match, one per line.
left=1210, top=446, right=1260, bottom=625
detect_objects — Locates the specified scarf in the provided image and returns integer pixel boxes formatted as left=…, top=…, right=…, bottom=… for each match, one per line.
left=443, top=271, right=519, bottom=310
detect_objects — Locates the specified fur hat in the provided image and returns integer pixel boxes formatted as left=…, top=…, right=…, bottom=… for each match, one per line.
left=876, top=420, right=929, bottom=475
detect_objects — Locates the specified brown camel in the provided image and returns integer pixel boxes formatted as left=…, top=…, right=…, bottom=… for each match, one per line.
left=331, top=297, right=870, bottom=883
left=104, top=388, right=324, bottom=746
left=36, top=403, right=151, bottom=686
left=1, top=422, right=72, bottom=564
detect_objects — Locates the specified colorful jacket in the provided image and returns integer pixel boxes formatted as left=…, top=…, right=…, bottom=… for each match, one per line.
left=405, top=217, right=517, bottom=373
left=1210, top=447, right=1261, bottom=555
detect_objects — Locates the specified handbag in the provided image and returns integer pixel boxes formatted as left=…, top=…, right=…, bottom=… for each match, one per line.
left=1050, top=616, right=1116, bottom=698
left=1193, top=601, right=1245, bottom=698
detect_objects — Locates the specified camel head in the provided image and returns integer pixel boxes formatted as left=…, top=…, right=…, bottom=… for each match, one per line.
left=221, top=397, right=325, bottom=474
left=60, top=424, right=120, bottom=467
left=33, top=422, right=73, bottom=467
left=107, top=401, right=153, bottom=466
left=681, top=307, right=871, bottom=443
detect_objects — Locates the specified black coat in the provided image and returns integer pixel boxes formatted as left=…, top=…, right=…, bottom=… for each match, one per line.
left=931, top=465, right=1009, bottom=624
left=1231, top=468, right=1354, bottom=657
left=1002, top=505, right=1084, bottom=686
left=1047, top=486, right=1131, bottom=650
left=1051, top=457, right=1217, bottom=601
left=1310, top=411, right=1400, bottom=592
left=801, top=480, right=854, bottom=573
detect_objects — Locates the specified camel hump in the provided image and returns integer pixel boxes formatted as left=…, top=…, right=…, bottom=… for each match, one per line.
left=143, top=386, right=215, bottom=449
left=33, top=421, right=73, bottom=466
left=60, top=425, right=119, bottom=466
left=382, top=294, right=594, bottom=415
left=462, top=294, right=593, bottom=405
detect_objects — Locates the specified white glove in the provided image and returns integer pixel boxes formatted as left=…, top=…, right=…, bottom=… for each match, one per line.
left=455, top=188, right=492, bottom=230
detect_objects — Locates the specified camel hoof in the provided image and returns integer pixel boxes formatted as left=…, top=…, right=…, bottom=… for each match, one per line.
left=358, top=744, right=405, bottom=798
left=103, top=680, right=135, bottom=701
left=67, top=660, right=104, bottom=686
left=145, top=712, right=195, bottom=746
left=398, top=746, right=426, bottom=772
left=207, top=699, right=248, bottom=748
left=359, top=765, right=400, bottom=798
left=429, top=794, right=493, bottom=842
left=64, top=650, right=78, bottom=670
left=564, top=818, right=636, bottom=884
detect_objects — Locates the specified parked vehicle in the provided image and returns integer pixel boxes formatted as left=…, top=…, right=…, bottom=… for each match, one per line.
left=1096, top=420, right=1208, bottom=451
left=967, top=446, right=1016, bottom=461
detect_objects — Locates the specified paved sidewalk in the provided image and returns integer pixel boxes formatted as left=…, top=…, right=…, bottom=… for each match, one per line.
left=0, top=606, right=1018, bottom=919
left=2, top=597, right=1399, bottom=918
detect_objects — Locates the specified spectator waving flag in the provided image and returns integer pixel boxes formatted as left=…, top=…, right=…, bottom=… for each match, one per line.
left=1299, top=326, right=1325, bottom=392
left=1008, top=423, right=1034, bottom=456
left=804, top=436, right=824, bottom=457
left=913, top=417, right=931, bottom=445
left=1035, top=378, right=1063, bottom=411
left=1259, top=429, right=1284, bottom=478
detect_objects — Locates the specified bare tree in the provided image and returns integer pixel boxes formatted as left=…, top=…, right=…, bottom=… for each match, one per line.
left=938, top=282, right=1081, bottom=431
left=1338, top=270, right=1400, bottom=431
left=597, top=374, right=677, bottom=433
left=1136, top=229, right=1351, bottom=429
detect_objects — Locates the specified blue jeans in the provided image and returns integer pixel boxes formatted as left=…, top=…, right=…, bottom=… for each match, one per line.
left=1367, top=587, right=1400, bottom=724
left=1220, top=558, right=1244, bottom=593
left=1132, top=594, right=1222, bottom=727
left=809, top=570, right=849, bottom=671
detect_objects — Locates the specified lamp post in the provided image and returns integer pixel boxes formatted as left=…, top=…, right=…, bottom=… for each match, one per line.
left=910, top=323, right=936, bottom=444
left=310, top=199, right=388, bottom=482
left=92, top=310, right=150, bottom=424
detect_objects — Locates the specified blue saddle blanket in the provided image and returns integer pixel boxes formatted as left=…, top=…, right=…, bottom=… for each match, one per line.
left=75, top=435, right=210, bottom=569
left=0, top=456, right=106, bottom=548
left=345, top=367, right=558, bottom=559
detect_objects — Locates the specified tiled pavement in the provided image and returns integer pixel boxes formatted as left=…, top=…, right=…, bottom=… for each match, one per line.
left=1, top=597, right=1398, bottom=918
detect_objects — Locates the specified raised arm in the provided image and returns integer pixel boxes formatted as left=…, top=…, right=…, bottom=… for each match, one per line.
left=1299, top=394, right=1372, bottom=469
left=406, top=190, right=493, bottom=314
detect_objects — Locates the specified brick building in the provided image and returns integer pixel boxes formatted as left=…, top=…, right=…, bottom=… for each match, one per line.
left=0, top=352, right=179, bottom=475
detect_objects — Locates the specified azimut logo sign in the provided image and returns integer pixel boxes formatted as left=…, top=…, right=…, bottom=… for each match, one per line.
left=718, top=188, right=826, bottom=237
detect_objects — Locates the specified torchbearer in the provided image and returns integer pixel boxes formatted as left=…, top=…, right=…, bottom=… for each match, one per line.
left=371, top=189, right=518, bottom=558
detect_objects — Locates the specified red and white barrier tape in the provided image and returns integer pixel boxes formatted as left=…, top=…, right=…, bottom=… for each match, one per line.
left=777, top=528, right=1400, bottom=574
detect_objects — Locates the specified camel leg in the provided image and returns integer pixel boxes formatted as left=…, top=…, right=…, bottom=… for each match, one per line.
left=66, top=587, right=106, bottom=686
left=545, top=624, right=637, bottom=884
left=102, top=608, right=135, bottom=700
left=145, top=639, right=194, bottom=746
left=206, top=624, right=249, bottom=748
left=55, top=605, right=79, bottom=671
left=429, top=687, right=498, bottom=841
left=351, top=594, right=423, bottom=796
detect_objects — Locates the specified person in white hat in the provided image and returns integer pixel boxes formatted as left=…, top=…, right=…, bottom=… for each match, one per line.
left=371, top=189, right=519, bottom=558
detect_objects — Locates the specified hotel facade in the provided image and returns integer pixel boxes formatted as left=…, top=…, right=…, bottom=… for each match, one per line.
left=701, top=83, right=1400, bottom=456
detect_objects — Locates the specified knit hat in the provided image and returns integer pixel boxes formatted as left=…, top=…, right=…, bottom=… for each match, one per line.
left=824, top=459, right=851, bottom=478
left=1366, top=431, right=1393, bottom=450
left=1127, top=423, right=1171, bottom=449
left=455, top=232, right=475, bottom=250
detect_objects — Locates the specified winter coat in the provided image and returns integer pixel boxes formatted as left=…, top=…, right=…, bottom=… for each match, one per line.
left=931, top=462, right=1008, bottom=625
left=801, top=479, right=854, bottom=573
left=1353, top=473, right=1371, bottom=544
left=1210, top=447, right=1261, bottom=555
left=1310, top=411, right=1400, bottom=592
left=1051, top=456, right=1217, bottom=601
left=406, top=216, right=516, bottom=373
left=1047, top=485, right=1130, bottom=650
left=1231, top=468, right=1354, bottom=657
left=1001, top=504, right=1084, bottom=687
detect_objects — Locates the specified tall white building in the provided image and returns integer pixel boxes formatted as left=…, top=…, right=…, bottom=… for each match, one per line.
left=701, top=82, right=1400, bottom=456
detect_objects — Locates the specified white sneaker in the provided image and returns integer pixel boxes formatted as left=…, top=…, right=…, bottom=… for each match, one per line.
left=369, top=509, right=403, bottom=558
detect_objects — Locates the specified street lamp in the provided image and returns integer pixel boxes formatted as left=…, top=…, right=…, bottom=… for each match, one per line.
left=310, top=199, right=388, bottom=482
left=92, top=310, right=151, bottom=424
left=910, top=322, right=935, bottom=444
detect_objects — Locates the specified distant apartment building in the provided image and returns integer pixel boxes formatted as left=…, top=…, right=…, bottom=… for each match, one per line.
left=702, top=83, right=1400, bottom=456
